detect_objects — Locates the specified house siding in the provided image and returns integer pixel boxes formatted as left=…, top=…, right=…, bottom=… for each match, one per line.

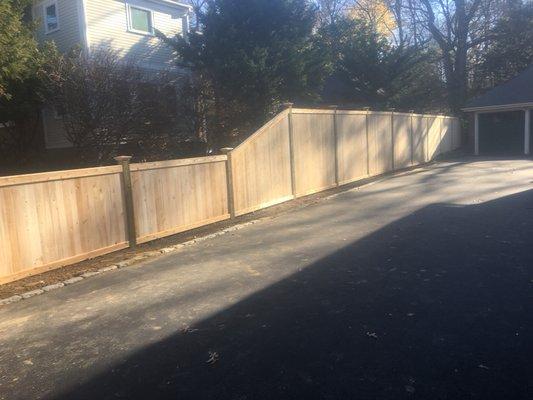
left=85, top=0, right=187, bottom=69
left=33, top=0, right=82, bottom=53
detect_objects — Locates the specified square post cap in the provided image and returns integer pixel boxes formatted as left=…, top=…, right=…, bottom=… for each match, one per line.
left=281, top=102, right=294, bottom=109
left=114, top=155, right=132, bottom=163
left=220, top=147, right=234, bottom=154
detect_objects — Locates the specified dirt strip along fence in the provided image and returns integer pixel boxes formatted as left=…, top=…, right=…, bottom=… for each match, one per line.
left=0, top=108, right=460, bottom=283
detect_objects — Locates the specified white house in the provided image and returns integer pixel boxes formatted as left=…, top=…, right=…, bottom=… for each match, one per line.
left=32, top=0, right=193, bottom=149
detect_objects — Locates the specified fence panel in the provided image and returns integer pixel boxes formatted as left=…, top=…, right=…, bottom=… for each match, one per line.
left=452, top=118, right=462, bottom=149
left=427, top=116, right=441, bottom=160
left=0, top=167, right=127, bottom=283
left=393, top=113, right=412, bottom=169
left=368, top=112, right=393, bottom=175
left=130, top=157, right=229, bottom=244
left=292, top=110, right=337, bottom=196
left=231, top=111, right=293, bottom=216
left=336, top=112, right=368, bottom=184
left=440, top=118, right=453, bottom=153
left=412, top=115, right=427, bottom=164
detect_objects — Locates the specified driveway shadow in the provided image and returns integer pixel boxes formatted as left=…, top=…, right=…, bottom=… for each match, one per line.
left=52, top=190, right=533, bottom=400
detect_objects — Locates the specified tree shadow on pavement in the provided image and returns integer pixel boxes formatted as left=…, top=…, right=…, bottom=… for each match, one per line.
left=52, top=190, right=533, bottom=400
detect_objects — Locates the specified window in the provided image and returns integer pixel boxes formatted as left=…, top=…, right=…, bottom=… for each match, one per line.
left=127, top=5, right=154, bottom=35
left=44, top=1, right=59, bottom=34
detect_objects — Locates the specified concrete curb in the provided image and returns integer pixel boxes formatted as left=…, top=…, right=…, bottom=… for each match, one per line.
left=0, top=219, right=261, bottom=307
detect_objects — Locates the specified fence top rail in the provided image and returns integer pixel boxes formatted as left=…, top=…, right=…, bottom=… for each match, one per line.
left=292, top=107, right=457, bottom=119
left=292, top=108, right=336, bottom=115
left=129, top=155, right=227, bottom=172
left=232, top=108, right=290, bottom=153
left=0, top=165, right=122, bottom=188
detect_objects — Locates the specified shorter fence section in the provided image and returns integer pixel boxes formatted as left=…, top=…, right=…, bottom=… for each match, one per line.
left=0, top=166, right=127, bottom=283
left=130, top=156, right=230, bottom=244
left=0, top=107, right=460, bottom=283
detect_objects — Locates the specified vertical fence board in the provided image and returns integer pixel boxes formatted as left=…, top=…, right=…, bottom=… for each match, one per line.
left=441, top=118, right=453, bottom=153
left=412, top=115, right=427, bottom=164
left=393, top=114, right=412, bottom=169
left=231, top=113, right=293, bottom=216
left=292, top=112, right=337, bottom=196
left=368, top=113, right=393, bottom=175
left=427, top=116, right=441, bottom=160
left=452, top=118, right=462, bottom=149
left=336, top=112, right=368, bottom=184
left=0, top=168, right=127, bottom=283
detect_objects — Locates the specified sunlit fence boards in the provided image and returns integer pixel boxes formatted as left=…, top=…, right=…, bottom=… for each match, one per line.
left=336, top=111, right=368, bottom=185
left=0, top=166, right=127, bottom=283
left=230, top=110, right=293, bottom=216
left=0, top=108, right=460, bottom=283
left=291, top=110, right=337, bottom=197
left=130, top=157, right=230, bottom=244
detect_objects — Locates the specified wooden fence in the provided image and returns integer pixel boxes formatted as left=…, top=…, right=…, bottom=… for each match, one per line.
left=229, top=107, right=461, bottom=216
left=0, top=108, right=460, bottom=283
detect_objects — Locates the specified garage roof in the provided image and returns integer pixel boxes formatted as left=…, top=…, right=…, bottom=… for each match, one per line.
left=463, top=65, right=533, bottom=112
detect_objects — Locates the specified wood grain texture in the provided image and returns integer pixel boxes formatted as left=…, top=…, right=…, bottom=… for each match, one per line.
left=336, top=113, right=368, bottom=184
left=412, top=115, right=427, bottom=164
left=131, top=160, right=229, bottom=243
left=0, top=165, right=122, bottom=187
left=427, top=116, right=442, bottom=160
left=231, top=113, right=293, bottom=216
left=367, top=113, right=393, bottom=175
left=440, top=118, right=453, bottom=153
left=452, top=118, right=462, bottom=149
left=291, top=112, right=336, bottom=196
left=393, top=114, right=412, bottom=169
left=0, top=172, right=126, bottom=280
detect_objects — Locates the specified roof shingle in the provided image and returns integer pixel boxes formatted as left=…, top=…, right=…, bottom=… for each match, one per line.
left=465, top=65, right=533, bottom=109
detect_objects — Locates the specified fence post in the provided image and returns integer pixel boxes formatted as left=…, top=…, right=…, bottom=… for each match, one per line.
left=220, top=147, right=236, bottom=218
left=364, top=107, right=370, bottom=176
left=283, top=102, right=297, bottom=198
left=409, top=110, right=415, bottom=166
left=329, top=105, right=340, bottom=186
left=114, top=155, right=136, bottom=248
left=427, top=116, right=431, bottom=161
left=390, top=108, right=396, bottom=171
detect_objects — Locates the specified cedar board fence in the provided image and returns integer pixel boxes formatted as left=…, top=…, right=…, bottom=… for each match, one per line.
left=0, top=108, right=460, bottom=283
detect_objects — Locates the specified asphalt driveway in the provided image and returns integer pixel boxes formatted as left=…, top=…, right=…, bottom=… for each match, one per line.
left=1, top=158, right=532, bottom=399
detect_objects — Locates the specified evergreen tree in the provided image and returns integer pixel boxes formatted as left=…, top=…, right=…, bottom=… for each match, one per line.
left=169, top=0, right=326, bottom=145
left=0, top=0, right=40, bottom=99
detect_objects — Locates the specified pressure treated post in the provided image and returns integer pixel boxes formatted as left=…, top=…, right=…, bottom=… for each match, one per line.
left=114, top=155, right=136, bottom=248
left=283, top=102, right=297, bottom=197
left=329, top=105, right=340, bottom=186
left=220, top=147, right=236, bottom=218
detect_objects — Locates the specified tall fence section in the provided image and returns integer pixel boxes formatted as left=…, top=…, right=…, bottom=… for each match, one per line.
left=0, top=108, right=460, bottom=283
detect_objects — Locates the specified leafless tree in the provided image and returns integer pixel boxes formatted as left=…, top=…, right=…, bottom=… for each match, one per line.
left=316, top=0, right=354, bottom=25
left=407, top=0, right=501, bottom=112
left=43, top=48, right=205, bottom=164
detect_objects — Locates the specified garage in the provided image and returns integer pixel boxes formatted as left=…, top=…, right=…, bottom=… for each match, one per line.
left=463, top=66, right=533, bottom=156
